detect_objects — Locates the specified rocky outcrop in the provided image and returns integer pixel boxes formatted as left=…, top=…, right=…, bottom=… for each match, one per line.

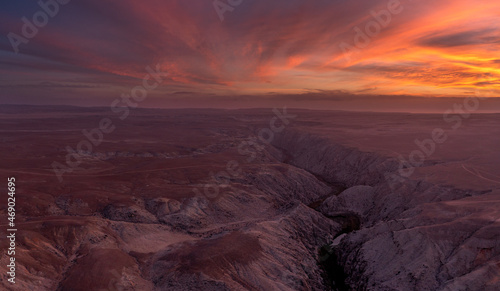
left=3, top=108, right=498, bottom=291
left=272, top=129, right=500, bottom=291
left=319, top=185, right=375, bottom=220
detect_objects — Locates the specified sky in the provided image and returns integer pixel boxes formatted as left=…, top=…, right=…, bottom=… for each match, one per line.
left=0, top=0, right=500, bottom=110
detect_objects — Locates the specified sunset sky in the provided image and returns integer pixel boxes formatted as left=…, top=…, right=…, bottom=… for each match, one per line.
left=1, top=0, right=499, bottom=108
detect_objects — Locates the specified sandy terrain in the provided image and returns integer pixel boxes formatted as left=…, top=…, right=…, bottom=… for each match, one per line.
left=0, top=105, right=498, bottom=290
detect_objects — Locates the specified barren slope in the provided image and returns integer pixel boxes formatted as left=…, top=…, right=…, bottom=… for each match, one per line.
left=0, top=106, right=498, bottom=290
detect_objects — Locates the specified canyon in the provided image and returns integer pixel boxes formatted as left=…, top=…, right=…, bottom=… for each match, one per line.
left=0, top=106, right=499, bottom=290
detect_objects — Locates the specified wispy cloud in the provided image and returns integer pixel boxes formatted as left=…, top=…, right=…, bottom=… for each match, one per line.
left=1, top=0, right=499, bottom=105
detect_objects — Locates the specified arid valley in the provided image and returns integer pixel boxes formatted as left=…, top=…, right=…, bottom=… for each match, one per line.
left=0, top=105, right=499, bottom=290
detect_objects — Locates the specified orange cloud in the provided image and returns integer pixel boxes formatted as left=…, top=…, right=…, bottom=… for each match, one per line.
left=1, top=0, right=499, bottom=104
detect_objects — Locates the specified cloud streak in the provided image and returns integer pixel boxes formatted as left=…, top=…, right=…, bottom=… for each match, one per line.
left=1, top=0, right=499, bottom=106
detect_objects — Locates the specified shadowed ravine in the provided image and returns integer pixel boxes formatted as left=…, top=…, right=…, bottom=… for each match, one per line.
left=270, top=128, right=500, bottom=290
left=1, top=109, right=499, bottom=290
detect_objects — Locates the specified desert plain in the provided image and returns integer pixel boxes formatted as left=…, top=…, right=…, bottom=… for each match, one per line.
left=0, top=105, right=499, bottom=290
